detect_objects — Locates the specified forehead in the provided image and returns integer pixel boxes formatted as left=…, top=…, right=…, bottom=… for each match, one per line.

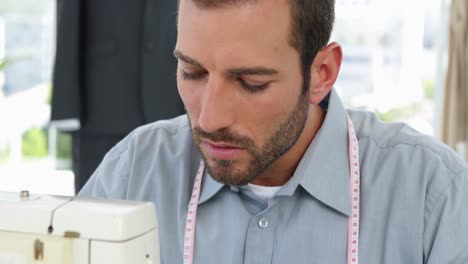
left=176, top=0, right=296, bottom=69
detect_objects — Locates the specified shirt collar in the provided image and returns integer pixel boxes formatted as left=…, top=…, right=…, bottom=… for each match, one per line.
left=197, top=89, right=352, bottom=216
left=198, top=170, right=224, bottom=205
left=278, top=89, right=351, bottom=216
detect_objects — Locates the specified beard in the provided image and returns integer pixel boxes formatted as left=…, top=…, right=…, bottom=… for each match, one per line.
left=190, top=92, right=309, bottom=186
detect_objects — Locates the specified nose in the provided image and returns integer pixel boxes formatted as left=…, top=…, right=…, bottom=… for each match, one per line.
left=197, top=76, right=235, bottom=133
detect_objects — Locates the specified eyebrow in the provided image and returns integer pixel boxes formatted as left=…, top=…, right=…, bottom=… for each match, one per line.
left=174, top=50, right=204, bottom=68
left=173, top=50, right=279, bottom=77
left=227, top=67, right=278, bottom=77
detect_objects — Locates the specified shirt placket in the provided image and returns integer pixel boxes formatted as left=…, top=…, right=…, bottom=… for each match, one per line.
left=243, top=200, right=280, bottom=264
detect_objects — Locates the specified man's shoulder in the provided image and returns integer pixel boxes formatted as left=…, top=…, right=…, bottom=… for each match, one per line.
left=349, top=110, right=468, bottom=227
left=99, top=115, right=193, bottom=168
left=349, top=110, right=467, bottom=174
left=79, top=115, right=196, bottom=199
left=132, top=115, right=191, bottom=139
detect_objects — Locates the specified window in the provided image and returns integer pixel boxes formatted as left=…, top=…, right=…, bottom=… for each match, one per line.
left=0, top=0, right=74, bottom=196
left=332, top=0, right=449, bottom=137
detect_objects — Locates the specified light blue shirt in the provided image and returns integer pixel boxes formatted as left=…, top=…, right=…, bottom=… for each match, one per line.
left=80, top=89, right=468, bottom=263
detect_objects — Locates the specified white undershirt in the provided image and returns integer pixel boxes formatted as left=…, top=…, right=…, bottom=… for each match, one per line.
left=245, top=183, right=282, bottom=204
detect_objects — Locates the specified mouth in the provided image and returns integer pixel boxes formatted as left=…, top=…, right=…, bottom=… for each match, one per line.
left=201, top=140, right=245, bottom=160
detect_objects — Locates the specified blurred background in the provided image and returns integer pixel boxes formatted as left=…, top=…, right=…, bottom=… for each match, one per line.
left=0, top=0, right=464, bottom=196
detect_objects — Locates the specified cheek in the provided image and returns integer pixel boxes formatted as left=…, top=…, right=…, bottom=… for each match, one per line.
left=251, top=83, right=299, bottom=121
left=242, top=96, right=290, bottom=145
left=247, top=85, right=301, bottom=142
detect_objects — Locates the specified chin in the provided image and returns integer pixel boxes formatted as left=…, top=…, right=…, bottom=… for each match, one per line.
left=207, top=162, right=255, bottom=186
left=211, top=174, right=253, bottom=186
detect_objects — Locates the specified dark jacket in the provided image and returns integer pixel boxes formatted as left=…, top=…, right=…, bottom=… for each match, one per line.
left=51, top=0, right=184, bottom=135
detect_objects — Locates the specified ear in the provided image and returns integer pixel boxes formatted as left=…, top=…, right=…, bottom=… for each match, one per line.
left=308, top=42, right=343, bottom=104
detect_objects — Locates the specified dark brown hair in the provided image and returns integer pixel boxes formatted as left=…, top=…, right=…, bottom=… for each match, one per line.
left=178, top=0, right=335, bottom=91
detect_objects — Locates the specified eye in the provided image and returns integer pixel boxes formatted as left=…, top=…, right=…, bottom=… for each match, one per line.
left=181, top=70, right=207, bottom=81
left=238, top=78, right=270, bottom=93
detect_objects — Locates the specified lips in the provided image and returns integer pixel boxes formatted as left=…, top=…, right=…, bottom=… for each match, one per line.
left=201, top=140, right=244, bottom=160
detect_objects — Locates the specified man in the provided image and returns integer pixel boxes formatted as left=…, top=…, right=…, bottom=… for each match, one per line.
left=80, top=0, right=468, bottom=263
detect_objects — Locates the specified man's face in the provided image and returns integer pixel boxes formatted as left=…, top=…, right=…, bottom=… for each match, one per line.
left=176, top=0, right=309, bottom=186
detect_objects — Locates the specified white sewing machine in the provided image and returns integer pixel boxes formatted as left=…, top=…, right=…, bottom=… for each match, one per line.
left=0, top=191, right=159, bottom=264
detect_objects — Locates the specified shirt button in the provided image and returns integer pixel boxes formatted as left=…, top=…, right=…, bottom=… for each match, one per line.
left=258, top=218, right=269, bottom=229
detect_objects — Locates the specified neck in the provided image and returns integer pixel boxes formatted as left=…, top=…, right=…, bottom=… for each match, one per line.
left=250, top=104, right=325, bottom=186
